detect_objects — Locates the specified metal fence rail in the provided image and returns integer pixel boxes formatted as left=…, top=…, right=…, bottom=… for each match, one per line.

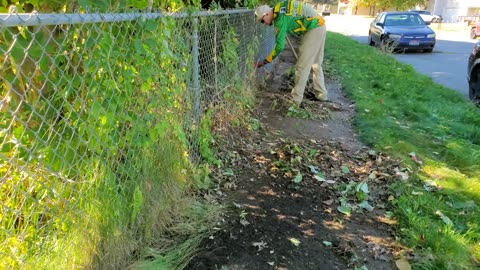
left=0, top=7, right=274, bottom=269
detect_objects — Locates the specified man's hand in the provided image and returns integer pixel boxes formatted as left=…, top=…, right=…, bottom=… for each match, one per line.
left=254, top=60, right=267, bottom=68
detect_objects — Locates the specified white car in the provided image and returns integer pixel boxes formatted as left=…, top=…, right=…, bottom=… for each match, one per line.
left=408, top=10, right=442, bottom=23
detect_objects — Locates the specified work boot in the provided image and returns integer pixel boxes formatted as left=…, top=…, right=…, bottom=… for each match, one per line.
left=314, top=92, right=328, bottom=102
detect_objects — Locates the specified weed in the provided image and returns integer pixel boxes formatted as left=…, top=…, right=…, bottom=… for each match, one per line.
left=287, top=105, right=313, bottom=119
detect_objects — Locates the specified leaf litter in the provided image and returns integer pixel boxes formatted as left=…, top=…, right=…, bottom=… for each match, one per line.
left=187, top=39, right=408, bottom=270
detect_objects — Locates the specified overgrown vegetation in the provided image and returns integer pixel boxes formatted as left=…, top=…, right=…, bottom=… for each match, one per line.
left=325, top=31, right=480, bottom=269
left=0, top=4, right=257, bottom=270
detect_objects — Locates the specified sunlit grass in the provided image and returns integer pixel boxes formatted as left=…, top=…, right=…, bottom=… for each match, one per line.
left=0, top=137, right=222, bottom=270
left=326, top=31, right=480, bottom=269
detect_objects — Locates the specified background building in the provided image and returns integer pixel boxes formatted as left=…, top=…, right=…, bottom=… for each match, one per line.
left=423, top=0, right=480, bottom=22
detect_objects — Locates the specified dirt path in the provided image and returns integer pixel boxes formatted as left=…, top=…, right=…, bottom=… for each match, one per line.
left=187, top=39, right=405, bottom=270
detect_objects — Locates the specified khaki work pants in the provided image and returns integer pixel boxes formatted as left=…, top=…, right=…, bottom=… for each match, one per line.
left=291, top=24, right=327, bottom=105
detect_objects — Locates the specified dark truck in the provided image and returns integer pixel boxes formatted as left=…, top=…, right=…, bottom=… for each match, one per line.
left=458, top=15, right=480, bottom=39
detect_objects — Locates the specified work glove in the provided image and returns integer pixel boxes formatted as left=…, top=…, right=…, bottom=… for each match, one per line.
left=254, top=60, right=268, bottom=68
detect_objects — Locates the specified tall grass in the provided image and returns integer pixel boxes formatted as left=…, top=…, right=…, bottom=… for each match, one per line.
left=325, top=31, right=480, bottom=269
left=0, top=12, right=255, bottom=269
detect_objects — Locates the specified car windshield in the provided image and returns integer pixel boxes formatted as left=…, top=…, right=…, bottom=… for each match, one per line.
left=384, top=14, right=424, bottom=26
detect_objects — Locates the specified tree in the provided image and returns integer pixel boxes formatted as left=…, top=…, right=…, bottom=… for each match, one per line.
left=343, top=0, right=426, bottom=15
left=348, top=0, right=377, bottom=16
left=390, top=0, right=426, bottom=11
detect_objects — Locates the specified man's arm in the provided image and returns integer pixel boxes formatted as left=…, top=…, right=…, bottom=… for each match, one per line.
left=266, top=18, right=287, bottom=63
left=255, top=17, right=287, bottom=68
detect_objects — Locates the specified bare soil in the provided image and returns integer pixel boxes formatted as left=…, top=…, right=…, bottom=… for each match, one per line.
left=187, top=39, right=406, bottom=270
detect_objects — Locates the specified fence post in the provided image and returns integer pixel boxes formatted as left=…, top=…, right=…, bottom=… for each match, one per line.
left=192, top=16, right=201, bottom=124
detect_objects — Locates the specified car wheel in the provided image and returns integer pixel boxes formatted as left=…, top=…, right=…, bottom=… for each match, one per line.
left=471, top=27, right=478, bottom=39
left=470, top=69, right=480, bottom=104
left=424, top=48, right=433, bottom=53
left=368, top=34, right=375, bottom=46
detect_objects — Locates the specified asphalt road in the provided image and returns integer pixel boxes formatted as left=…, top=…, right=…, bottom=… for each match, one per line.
left=325, top=14, right=478, bottom=97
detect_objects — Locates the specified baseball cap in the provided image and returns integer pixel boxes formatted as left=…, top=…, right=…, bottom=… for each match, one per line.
left=255, top=5, right=271, bottom=21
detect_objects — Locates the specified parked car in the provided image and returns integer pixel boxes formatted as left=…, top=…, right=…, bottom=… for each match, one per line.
left=467, top=41, right=480, bottom=103
left=368, top=12, right=436, bottom=53
left=407, top=10, right=442, bottom=23
left=470, top=21, right=480, bottom=39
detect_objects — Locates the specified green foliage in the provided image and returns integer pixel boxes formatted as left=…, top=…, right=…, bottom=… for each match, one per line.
left=287, top=105, right=313, bottom=119
left=131, top=185, right=145, bottom=223
left=0, top=0, right=258, bottom=266
left=0, top=0, right=199, bottom=12
left=325, top=31, right=480, bottom=269
left=198, top=110, right=220, bottom=165
left=194, top=163, right=213, bottom=190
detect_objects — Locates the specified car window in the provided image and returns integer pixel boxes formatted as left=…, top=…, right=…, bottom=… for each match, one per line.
left=410, top=10, right=431, bottom=15
left=379, top=13, right=386, bottom=23
left=384, top=14, right=425, bottom=26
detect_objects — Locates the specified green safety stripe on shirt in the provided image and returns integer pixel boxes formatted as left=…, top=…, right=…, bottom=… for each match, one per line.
left=265, top=0, right=324, bottom=63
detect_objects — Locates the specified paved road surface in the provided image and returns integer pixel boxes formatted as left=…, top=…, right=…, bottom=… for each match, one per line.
left=325, top=15, right=478, bottom=97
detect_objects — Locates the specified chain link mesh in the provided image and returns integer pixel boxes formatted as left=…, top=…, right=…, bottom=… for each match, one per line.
left=0, top=7, right=275, bottom=269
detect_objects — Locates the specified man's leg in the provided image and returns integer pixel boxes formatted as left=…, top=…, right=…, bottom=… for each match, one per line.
left=291, top=27, right=321, bottom=105
left=312, top=24, right=328, bottom=101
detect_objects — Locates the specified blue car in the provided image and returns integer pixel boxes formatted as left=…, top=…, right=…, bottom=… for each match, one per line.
left=368, top=11, right=436, bottom=53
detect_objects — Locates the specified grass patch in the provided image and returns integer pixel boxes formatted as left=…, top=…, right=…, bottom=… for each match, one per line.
left=325, top=31, right=480, bottom=269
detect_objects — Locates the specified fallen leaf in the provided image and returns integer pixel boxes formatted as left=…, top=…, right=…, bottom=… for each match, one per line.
left=394, top=167, right=409, bottom=181
left=240, top=219, right=250, bottom=226
left=322, top=199, right=334, bottom=205
left=384, top=211, right=394, bottom=218
left=409, top=152, right=423, bottom=165
left=435, top=210, right=454, bottom=226
left=322, top=241, right=332, bottom=246
left=313, top=173, right=325, bottom=182
left=388, top=195, right=395, bottom=201
left=359, top=201, right=374, bottom=211
left=224, top=182, right=237, bottom=190
left=424, top=180, right=438, bottom=192
left=288, top=237, right=301, bottom=247
left=252, top=241, right=267, bottom=251
left=337, top=205, right=352, bottom=216
left=395, top=258, right=411, bottom=270
left=223, top=168, right=235, bottom=176
left=308, top=165, right=319, bottom=173
left=356, top=181, right=369, bottom=194
left=293, top=172, right=303, bottom=183
left=267, top=262, right=274, bottom=266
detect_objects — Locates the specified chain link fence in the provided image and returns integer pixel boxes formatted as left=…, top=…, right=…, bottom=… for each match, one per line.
left=0, top=7, right=275, bottom=269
